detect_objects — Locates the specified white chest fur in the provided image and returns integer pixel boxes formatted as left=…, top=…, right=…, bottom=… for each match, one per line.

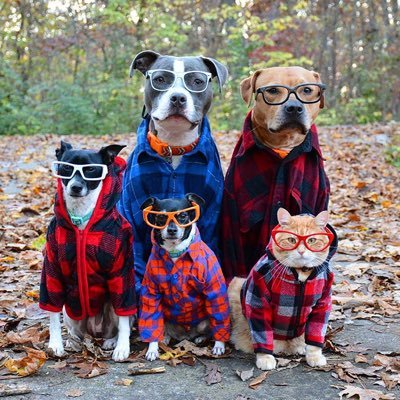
left=63, top=183, right=102, bottom=230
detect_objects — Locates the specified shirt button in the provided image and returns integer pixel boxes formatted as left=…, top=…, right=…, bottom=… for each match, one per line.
left=277, top=201, right=282, bottom=206
left=173, top=273, right=178, bottom=279
left=174, top=293, right=180, bottom=299
left=172, top=173, right=177, bottom=178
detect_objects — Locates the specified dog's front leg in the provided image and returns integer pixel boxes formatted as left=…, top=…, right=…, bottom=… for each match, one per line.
left=48, top=312, right=65, bottom=357
left=145, top=342, right=159, bottom=361
left=212, top=341, right=225, bottom=356
left=112, top=316, right=131, bottom=361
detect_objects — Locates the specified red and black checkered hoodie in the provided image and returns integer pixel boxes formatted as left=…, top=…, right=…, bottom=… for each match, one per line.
left=39, top=157, right=136, bottom=320
left=221, top=111, right=330, bottom=281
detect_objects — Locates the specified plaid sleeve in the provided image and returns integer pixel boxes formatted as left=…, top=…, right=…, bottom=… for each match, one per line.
left=39, top=219, right=65, bottom=312
left=139, top=268, right=164, bottom=342
left=242, top=269, right=274, bottom=354
left=203, top=254, right=230, bottom=342
left=305, top=272, right=334, bottom=347
left=220, top=188, right=247, bottom=282
left=107, top=223, right=137, bottom=316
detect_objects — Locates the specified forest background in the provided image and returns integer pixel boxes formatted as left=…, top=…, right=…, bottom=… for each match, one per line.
left=0, top=0, right=399, bottom=139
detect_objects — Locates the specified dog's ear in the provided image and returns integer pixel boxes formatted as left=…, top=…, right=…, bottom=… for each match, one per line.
left=240, top=70, right=262, bottom=107
left=186, top=193, right=205, bottom=206
left=99, top=144, right=126, bottom=165
left=130, top=50, right=160, bottom=77
left=200, top=57, right=228, bottom=93
left=277, top=208, right=292, bottom=226
left=312, top=71, right=325, bottom=109
left=140, top=197, right=157, bottom=210
left=55, top=140, right=73, bottom=160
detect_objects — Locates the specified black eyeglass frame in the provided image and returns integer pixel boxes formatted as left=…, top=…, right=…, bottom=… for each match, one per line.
left=255, top=83, right=327, bottom=105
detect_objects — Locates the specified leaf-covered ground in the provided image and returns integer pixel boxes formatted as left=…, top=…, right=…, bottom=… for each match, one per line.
left=0, top=123, right=399, bottom=399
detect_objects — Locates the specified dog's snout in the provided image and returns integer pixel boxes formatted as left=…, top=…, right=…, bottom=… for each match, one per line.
left=167, top=223, right=178, bottom=235
left=70, top=184, right=83, bottom=194
left=170, top=93, right=187, bottom=107
left=284, top=100, right=304, bottom=116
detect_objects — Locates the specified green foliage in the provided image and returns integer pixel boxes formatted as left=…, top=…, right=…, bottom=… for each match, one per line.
left=0, top=0, right=398, bottom=135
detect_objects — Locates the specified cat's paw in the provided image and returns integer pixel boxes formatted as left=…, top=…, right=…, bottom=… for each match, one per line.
left=48, top=338, right=65, bottom=357
left=212, top=341, right=225, bottom=356
left=256, top=353, right=276, bottom=370
left=145, top=342, right=159, bottom=362
left=306, top=345, right=326, bottom=367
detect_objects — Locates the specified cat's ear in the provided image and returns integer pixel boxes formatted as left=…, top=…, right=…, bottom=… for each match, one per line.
left=277, top=208, right=292, bottom=226
left=315, top=210, right=329, bottom=228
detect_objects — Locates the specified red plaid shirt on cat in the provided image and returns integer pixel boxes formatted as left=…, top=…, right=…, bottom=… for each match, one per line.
left=139, top=228, right=230, bottom=343
left=241, top=231, right=337, bottom=354
left=39, top=157, right=136, bottom=320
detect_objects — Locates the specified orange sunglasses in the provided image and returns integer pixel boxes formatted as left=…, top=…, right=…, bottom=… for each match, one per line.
left=142, top=202, right=200, bottom=229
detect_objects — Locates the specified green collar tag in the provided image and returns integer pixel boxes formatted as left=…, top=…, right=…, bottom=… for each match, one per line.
left=69, top=210, right=93, bottom=227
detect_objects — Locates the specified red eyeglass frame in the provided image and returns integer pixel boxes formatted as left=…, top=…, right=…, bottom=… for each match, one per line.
left=271, top=225, right=334, bottom=252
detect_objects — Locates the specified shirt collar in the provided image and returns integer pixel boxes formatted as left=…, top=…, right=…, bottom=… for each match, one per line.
left=135, top=116, right=211, bottom=161
left=237, top=110, right=323, bottom=159
left=152, top=227, right=203, bottom=262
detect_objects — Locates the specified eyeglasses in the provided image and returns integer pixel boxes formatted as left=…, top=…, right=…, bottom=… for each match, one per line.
left=142, top=202, right=200, bottom=229
left=146, top=69, right=212, bottom=93
left=52, top=161, right=108, bottom=181
left=271, top=225, right=334, bottom=252
left=256, top=83, right=326, bottom=105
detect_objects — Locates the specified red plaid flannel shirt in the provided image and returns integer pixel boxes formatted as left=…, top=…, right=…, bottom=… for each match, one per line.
left=139, top=228, right=230, bottom=343
left=241, top=231, right=337, bottom=354
left=39, top=157, right=136, bottom=320
left=221, top=111, right=330, bottom=281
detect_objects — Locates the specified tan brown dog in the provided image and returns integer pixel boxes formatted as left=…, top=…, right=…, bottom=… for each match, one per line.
left=240, top=67, right=325, bottom=150
left=220, top=66, right=329, bottom=281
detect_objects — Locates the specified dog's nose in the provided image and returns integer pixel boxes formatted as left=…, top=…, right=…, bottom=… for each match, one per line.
left=167, top=223, right=178, bottom=235
left=70, top=184, right=83, bottom=194
left=284, top=100, right=304, bottom=115
left=170, top=93, right=187, bottom=107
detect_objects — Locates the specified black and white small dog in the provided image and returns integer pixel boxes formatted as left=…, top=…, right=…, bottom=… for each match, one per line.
left=139, top=194, right=229, bottom=361
left=45, top=141, right=133, bottom=362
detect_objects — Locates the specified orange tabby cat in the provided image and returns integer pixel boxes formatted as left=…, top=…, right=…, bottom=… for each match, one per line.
left=228, top=208, right=337, bottom=370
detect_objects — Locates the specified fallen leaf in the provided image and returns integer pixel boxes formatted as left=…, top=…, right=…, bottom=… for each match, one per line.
left=3, top=347, right=46, bottom=377
left=235, top=368, right=254, bottom=382
left=65, top=388, right=84, bottom=397
left=339, top=384, right=395, bottom=399
left=115, top=378, right=133, bottom=386
left=248, top=371, right=269, bottom=389
left=204, top=363, right=222, bottom=385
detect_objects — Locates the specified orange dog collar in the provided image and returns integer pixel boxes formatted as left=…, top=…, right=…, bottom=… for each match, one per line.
left=147, top=131, right=200, bottom=157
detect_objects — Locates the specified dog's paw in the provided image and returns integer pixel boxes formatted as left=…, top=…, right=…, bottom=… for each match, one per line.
left=212, top=341, right=225, bottom=356
left=48, top=340, right=65, bottom=357
left=112, top=342, right=130, bottom=362
left=194, top=336, right=207, bottom=345
left=306, top=345, right=327, bottom=367
left=256, top=353, right=277, bottom=370
left=145, top=342, right=159, bottom=362
left=102, top=336, right=118, bottom=350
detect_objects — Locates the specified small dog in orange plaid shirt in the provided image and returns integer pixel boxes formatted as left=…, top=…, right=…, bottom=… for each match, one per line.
left=139, top=194, right=230, bottom=361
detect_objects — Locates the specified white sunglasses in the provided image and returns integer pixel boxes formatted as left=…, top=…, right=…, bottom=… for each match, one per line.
left=146, top=69, right=212, bottom=93
left=52, top=161, right=108, bottom=181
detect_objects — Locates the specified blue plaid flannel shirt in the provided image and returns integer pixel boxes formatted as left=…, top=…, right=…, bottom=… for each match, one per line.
left=118, top=116, right=224, bottom=293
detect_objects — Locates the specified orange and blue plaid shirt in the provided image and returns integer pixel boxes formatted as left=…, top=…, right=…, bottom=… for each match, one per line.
left=139, top=228, right=230, bottom=343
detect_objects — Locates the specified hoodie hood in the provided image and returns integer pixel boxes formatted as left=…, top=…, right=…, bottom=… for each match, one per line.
left=53, top=156, right=126, bottom=230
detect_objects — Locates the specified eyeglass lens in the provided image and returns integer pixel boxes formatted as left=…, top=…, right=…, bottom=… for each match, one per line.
left=262, top=85, right=322, bottom=104
left=275, top=233, right=330, bottom=251
left=150, top=71, right=209, bottom=92
left=54, top=163, right=104, bottom=179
